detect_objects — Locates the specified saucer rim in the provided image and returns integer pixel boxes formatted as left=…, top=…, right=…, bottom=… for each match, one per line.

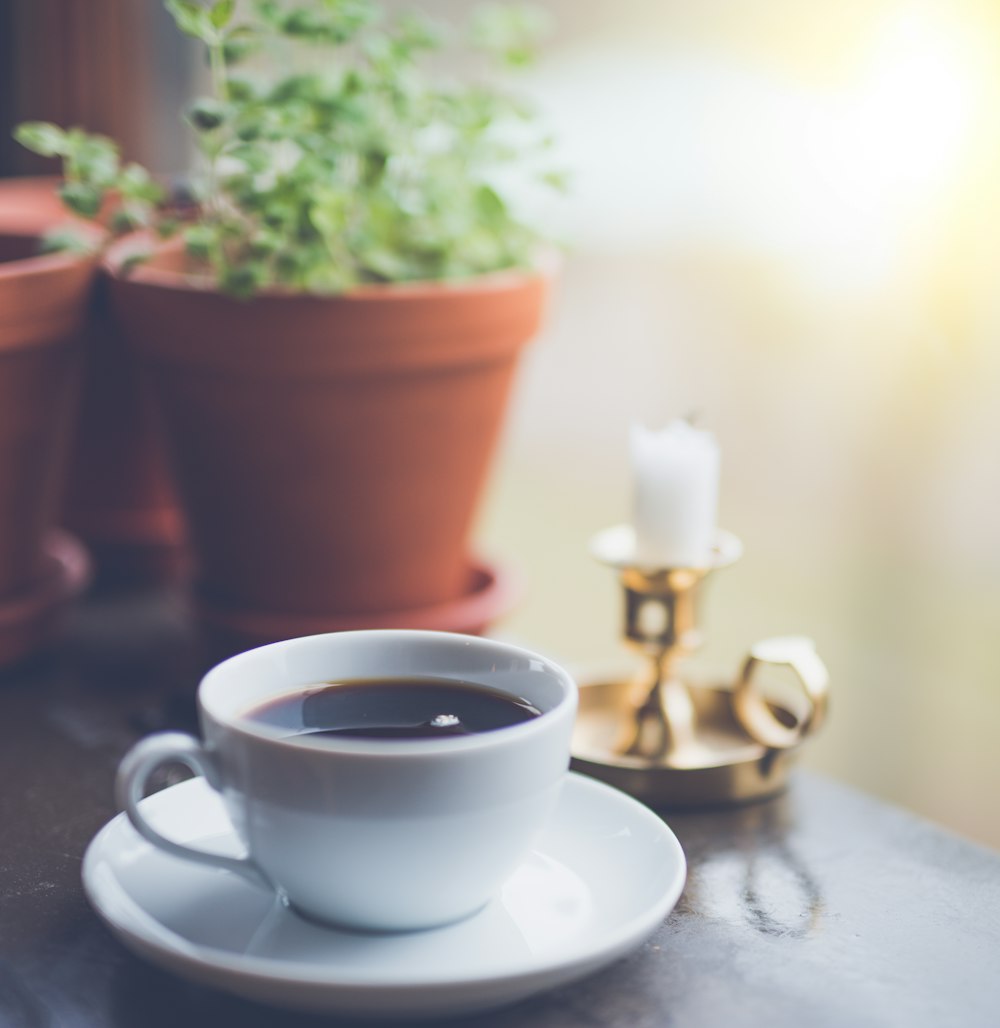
left=83, top=772, right=686, bottom=997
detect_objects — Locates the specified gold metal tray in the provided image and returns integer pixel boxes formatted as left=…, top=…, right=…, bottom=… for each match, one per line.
left=573, top=677, right=806, bottom=808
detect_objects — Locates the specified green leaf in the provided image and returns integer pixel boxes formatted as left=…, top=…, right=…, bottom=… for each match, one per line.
left=277, top=0, right=375, bottom=44
left=253, top=0, right=284, bottom=28
left=227, top=143, right=271, bottom=173
left=58, top=181, right=103, bottom=218
left=226, top=75, right=261, bottom=103
left=13, top=121, right=67, bottom=157
left=273, top=247, right=306, bottom=282
left=475, top=184, right=505, bottom=223
left=539, top=168, right=570, bottom=192
left=269, top=73, right=322, bottom=105
left=120, top=163, right=165, bottom=204
left=282, top=7, right=327, bottom=39
left=110, top=208, right=144, bottom=235
left=247, top=230, right=281, bottom=259
left=65, top=130, right=121, bottom=188
left=261, top=202, right=297, bottom=231
left=309, top=188, right=352, bottom=241
left=392, top=12, right=443, bottom=55
left=120, top=252, right=150, bottom=277
left=222, top=26, right=261, bottom=64
left=470, top=4, right=552, bottom=68
left=302, top=258, right=354, bottom=293
left=234, top=120, right=262, bottom=142
left=38, top=227, right=96, bottom=255
left=186, top=97, right=229, bottom=131
left=183, top=224, right=216, bottom=262
left=210, top=0, right=235, bottom=29
left=358, top=244, right=408, bottom=281
left=220, top=262, right=267, bottom=299
left=165, top=0, right=214, bottom=41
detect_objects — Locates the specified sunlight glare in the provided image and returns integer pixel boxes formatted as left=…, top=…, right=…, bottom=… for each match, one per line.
left=808, top=8, right=980, bottom=219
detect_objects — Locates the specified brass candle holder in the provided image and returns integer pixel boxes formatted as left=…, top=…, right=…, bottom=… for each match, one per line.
left=571, top=525, right=829, bottom=807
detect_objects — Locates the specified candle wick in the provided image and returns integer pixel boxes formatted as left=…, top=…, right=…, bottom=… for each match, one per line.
left=684, top=409, right=702, bottom=427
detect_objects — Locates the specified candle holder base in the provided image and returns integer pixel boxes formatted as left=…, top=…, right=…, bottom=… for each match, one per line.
left=571, top=524, right=829, bottom=808
left=571, top=676, right=801, bottom=808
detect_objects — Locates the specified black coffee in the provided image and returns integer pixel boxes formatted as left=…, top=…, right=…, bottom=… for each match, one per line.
left=245, top=677, right=542, bottom=740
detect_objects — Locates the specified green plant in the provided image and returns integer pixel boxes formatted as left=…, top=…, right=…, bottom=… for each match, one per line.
left=15, top=0, right=562, bottom=297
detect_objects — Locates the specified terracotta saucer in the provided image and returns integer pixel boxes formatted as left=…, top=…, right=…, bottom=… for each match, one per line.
left=0, top=531, right=92, bottom=668
left=192, top=558, right=522, bottom=654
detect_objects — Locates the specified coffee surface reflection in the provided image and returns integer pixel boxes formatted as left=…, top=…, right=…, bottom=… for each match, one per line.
left=244, top=678, right=542, bottom=740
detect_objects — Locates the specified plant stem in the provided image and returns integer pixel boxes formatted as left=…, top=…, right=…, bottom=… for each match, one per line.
left=209, top=40, right=229, bottom=103
left=205, top=39, right=228, bottom=225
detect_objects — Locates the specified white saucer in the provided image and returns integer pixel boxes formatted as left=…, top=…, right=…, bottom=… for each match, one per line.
left=82, top=773, right=686, bottom=1019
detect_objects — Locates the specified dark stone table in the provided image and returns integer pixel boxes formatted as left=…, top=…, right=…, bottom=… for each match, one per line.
left=2, top=588, right=999, bottom=1027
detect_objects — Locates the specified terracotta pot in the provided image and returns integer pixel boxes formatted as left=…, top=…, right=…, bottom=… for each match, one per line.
left=0, top=231, right=93, bottom=664
left=0, top=177, right=67, bottom=234
left=105, top=238, right=546, bottom=632
left=0, top=177, right=187, bottom=585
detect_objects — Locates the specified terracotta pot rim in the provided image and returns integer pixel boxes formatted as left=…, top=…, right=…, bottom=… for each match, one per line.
left=0, top=228, right=98, bottom=282
left=0, top=175, right=62, bottom=189
left=0, top=177, right=66, bottom=234
left=192, top=556, right=522, bottom=643
left=102, top=233, right=555, bottom=303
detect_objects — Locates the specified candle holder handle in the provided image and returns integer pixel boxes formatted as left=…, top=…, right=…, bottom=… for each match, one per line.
left=733, top=636, right=829, bottom=749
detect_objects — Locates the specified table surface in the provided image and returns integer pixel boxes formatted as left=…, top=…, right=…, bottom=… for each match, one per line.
left=2, top=587, right=999, bottom=1028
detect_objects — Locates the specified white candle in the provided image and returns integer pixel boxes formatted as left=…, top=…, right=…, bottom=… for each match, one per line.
left=630, top=420, right=720, bottom=567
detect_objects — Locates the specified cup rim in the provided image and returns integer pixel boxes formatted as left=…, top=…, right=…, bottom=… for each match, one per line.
left=198, top=629, right=577, bottom=756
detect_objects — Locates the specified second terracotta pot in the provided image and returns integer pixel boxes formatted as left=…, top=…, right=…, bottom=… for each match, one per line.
left=0, top=230, right=92, bottom=663
left=0, top=176, right=186, bottom=585
left=105, top=239, right=547, bottom=622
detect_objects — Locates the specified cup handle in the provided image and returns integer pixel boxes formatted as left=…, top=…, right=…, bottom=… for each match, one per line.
left=115, top=732, right=268, bottom=888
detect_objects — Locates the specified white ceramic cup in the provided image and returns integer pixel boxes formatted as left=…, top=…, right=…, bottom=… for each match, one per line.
left=115, top=630, right=578, bottom=932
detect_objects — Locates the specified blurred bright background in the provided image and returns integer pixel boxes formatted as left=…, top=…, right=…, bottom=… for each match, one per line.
left=3, top=0, right=999, bottom=847
left=472, top=0, right=1000, bottom=849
